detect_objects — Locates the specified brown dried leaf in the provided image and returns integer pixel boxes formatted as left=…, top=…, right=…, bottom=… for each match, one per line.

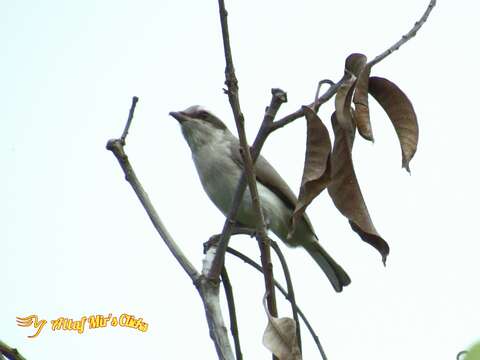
left=263, top=295, right=302, bottom=360
left=345, top=53, right=367, bottom=77
left=334, top=74, right=356, bottom=145
left=328, top=112, right=389, bottom=263
left=353, top=63, right=374, bottom=141
left=289, top=106, right=331, bottom=237
left=368, top=76, right=418, bottom=172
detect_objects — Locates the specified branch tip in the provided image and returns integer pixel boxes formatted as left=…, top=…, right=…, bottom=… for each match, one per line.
left=369, top=0, right=436, bottom=67
left=120, top=95, right=140, bottom=143
left=271, top=88, right=288, bottom=103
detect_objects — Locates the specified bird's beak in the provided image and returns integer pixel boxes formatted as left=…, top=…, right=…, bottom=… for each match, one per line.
left=169, top=111, right=189, bottom=124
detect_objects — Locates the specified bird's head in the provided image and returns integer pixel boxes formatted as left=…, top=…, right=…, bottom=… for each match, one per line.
left=169, top=105, right=230, bottom=151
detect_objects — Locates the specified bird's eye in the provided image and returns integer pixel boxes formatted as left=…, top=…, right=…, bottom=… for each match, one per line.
left=197, top=111, right=209, bottom=119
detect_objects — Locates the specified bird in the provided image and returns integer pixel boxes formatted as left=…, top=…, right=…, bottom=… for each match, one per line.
left=169, top=105, right=350, bottom=292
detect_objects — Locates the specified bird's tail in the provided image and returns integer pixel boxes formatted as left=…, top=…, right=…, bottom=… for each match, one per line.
left=303, top=241, right=351, bottom=292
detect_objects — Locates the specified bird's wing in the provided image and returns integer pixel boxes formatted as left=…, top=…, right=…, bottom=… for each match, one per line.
left=231, top=144, right=316, bottom=235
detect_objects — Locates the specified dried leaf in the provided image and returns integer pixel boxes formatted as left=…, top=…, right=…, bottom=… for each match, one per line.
left=368, top=76, right=418, bottom=172
left=345, top=53, right=367, bottom=77
left=334, top=74, right=356, bottom=145
left=353, top=63, right=374, bottom=141
left=289, top=106, right=331, bottom=237
left=345, top=53, right=374, bottom=141
left=263, top=295, right=302, bottom=360
left=328, top=112, right=389, bottom=263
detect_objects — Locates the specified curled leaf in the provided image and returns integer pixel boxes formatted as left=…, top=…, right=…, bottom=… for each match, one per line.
left=353, top=63, right=374, bottom=141
left=368, top=76, right=418, bottom=172
left=289, top=106, right=331, bottom=237
left=328, top=113, right=389, bottom=263
left=345, top=53, right=367, bottom=77
left=262, top=294, right=302, bottom=360
left=334, top=74, right=356, bottom=145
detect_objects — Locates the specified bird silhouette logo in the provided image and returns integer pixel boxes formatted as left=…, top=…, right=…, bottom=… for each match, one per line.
left=16, top=315, right=47, bottom=338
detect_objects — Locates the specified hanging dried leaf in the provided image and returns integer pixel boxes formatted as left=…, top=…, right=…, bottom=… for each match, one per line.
left=262, top=294, right=302, bottom=360
left=353, top=63, right=374, bottom=141
left=334, top=74, right=356, bottom=145
left=344, top=53, right=374, bottom=141
left=345, top=53, right=367, bottom=77
left=368, top=76, right=418, bottom=172
left=289, top=106, right=331, bottom=237
left=328, top=113, right=389, bottom=263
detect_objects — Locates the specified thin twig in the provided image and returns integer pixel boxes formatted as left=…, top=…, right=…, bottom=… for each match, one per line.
left=271, top=77, right=346, bottom=131
left=208, top=88, right=286, bottom=289
left=208, top=90, right=286, bottom=280
left=106, top=138, right=199, bottom=281
left=369, top=0, right=437, bottom=67
left=120, top=96, right=139, bottom=143
left=214, top=1, right=278, bottom=320
left=215, top=4, right=281, bottom=347
left=272, top=0, right=436, bottom=132
left=107, top=98, right=198, bottom=281
left=270, top=240, right=302, bottom=354
left=0, top=340, right=27, bottom=360
left=226, top=247, right=328, bottom=359
left=221, top=267, right=243, bottom=360
left=208, top=91, right=287, bottom=281
left=215, top=0, right=261, bottom=249
left=314, top=79, right=335, bottom=106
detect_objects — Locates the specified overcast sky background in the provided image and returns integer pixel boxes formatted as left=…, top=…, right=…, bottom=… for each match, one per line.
left=2, top=1, right=479, bottom=359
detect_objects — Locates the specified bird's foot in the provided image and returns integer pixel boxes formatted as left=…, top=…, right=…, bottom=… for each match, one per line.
left=232, top=226, right=257, bottom=238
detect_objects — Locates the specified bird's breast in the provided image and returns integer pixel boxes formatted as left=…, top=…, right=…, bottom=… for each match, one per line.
left=192, top=142, right=242, bottom=215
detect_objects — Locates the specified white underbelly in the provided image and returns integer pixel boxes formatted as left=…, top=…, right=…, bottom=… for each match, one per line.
left=192, top=147, right=291, bottom=240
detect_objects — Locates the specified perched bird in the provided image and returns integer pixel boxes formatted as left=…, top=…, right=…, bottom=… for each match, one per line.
left=170, top=105, right=350, bottom=292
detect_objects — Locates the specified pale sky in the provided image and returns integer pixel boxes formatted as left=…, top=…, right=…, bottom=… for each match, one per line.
left=2, top=1, right=479, bottom=359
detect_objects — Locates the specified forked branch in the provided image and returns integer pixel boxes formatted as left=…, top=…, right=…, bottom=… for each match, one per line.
left=107, top=98, right=234, bottom=360
left=211, top=4, right=277, bottom=327
left=106, top=0, right=437, bottom=359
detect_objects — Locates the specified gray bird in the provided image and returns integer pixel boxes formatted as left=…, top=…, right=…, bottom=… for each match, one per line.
left=170, top=105, right=350, bottom=292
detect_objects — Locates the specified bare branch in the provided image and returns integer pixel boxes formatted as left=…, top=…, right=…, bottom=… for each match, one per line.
left=209, top=0, right=254, bottom=280
left=106, top=1, right=436, bottom=358
left=369, top=0, right=437, bottom=67
left=106, top=136, right=199, bottom=281
left=221, top=267, right=243, bottom=360
left=108, top=98, right=199, bottom=279
left=199, top=247, right=236, bottom=360
left=120, top=96, right=139, bottom=143
left=314, top=79, right=335, bottom=106
left=271, top=77, right=346, bottom=131
left=208, top=89, right=287, bottom=281
left=270, top=240, right=303, bottom=355
left=217, top=0, right=282, bottom=334
left=216, top=4, right=295, bottom=337
left=107, top=99, right=238, bottom=358
left=0, top=340, right=27, bottom=360
left=214, top=6, right=290, bottom=346
left=214, top=4, right=279, bottom=325
left=272, top=1, right=436, bottom=132
left=226, top=247, right=328, bottom=359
